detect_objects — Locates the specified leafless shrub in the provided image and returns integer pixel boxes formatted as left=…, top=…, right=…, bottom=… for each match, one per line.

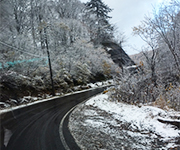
left=112, top=69, right=180, bottom=111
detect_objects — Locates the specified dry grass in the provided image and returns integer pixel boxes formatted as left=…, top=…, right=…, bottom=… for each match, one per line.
left=150, top=95, right=169, bottom=110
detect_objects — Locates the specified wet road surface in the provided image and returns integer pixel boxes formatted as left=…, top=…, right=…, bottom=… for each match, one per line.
left=1, top=87, right=107, bottom=150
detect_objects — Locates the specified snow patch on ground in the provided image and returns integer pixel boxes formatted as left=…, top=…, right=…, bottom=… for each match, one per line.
left=85, top=95, right=179, bottom=138
left=69, top=92, right=180, bottom=150
left=87, top=79, right=113, bottom=88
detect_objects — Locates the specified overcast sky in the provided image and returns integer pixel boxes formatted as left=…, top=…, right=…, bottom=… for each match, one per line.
left=80, top=0, right=170, bottom=55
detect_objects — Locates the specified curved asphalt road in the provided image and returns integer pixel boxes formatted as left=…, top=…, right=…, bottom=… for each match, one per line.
left=1, top=87, right=107, bottom=150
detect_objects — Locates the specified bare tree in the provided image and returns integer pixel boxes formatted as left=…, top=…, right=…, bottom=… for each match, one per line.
left=150, top=3, right=180, bottom=73
left=134, top=1, right=180, bottom=74
left=133, top=18, right=159, bottom=85
left=55, top=0, right=83, bottom=19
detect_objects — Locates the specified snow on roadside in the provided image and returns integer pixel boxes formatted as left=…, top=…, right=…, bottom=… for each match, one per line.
left=69, top=92, right=180, bottom=150
left=85, top=94, right=179, bottom=139
left=87, top=79, right=114, bottom=88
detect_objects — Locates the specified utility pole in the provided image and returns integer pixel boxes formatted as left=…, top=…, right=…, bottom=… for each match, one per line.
left=44, top=27, right=55, bottom=96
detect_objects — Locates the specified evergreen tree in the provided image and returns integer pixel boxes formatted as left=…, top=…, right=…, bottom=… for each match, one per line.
left=85, top=0, right=114, bottom=45
left=86, top=0, right=112, bottom=19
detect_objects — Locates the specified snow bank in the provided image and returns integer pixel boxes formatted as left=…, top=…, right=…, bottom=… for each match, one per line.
left=82, top=93, right=180, bottom=148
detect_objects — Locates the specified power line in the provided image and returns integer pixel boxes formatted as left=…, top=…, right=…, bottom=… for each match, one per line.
left=0, top=40, right=43, bottom=58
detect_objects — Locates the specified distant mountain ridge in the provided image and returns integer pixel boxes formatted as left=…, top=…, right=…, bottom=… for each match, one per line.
left=130, top=51, right=152, bottom=64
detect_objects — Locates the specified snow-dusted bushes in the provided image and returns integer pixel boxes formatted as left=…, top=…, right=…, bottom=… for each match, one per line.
left=112, top=67, right=180, bottom=111
left=51, top=39, right=117, bottom=84
left=0, top=38, right=118, bottom=104
left=112, top=70, right=158, bottom=104
left=128, top=0, right=180, bottom=111
left=163, top=82, right=180, bottom=111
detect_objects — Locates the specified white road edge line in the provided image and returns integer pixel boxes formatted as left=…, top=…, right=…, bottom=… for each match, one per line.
left=59, top=103, right=79, bottom=150
left=59, top=93, right=100, bottom=150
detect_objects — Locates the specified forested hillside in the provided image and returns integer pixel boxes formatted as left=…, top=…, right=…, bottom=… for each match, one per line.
left=0, top=0, right=125, bottom=104
left=1, top=0, right=179, bottom=112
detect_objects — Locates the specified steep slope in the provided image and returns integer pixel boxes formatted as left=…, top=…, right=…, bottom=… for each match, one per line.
left=101, top=41, right=135, bottom=68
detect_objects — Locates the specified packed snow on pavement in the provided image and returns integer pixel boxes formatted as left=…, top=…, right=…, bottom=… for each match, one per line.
left=69, top=91, right=180, bottom=150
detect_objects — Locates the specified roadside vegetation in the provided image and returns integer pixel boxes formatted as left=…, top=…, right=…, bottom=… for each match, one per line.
left=112, top=0, right=180, bottom=111
left=0, top=0, right=121, bottom=106
left=68, top=3, right=180, bottom=149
